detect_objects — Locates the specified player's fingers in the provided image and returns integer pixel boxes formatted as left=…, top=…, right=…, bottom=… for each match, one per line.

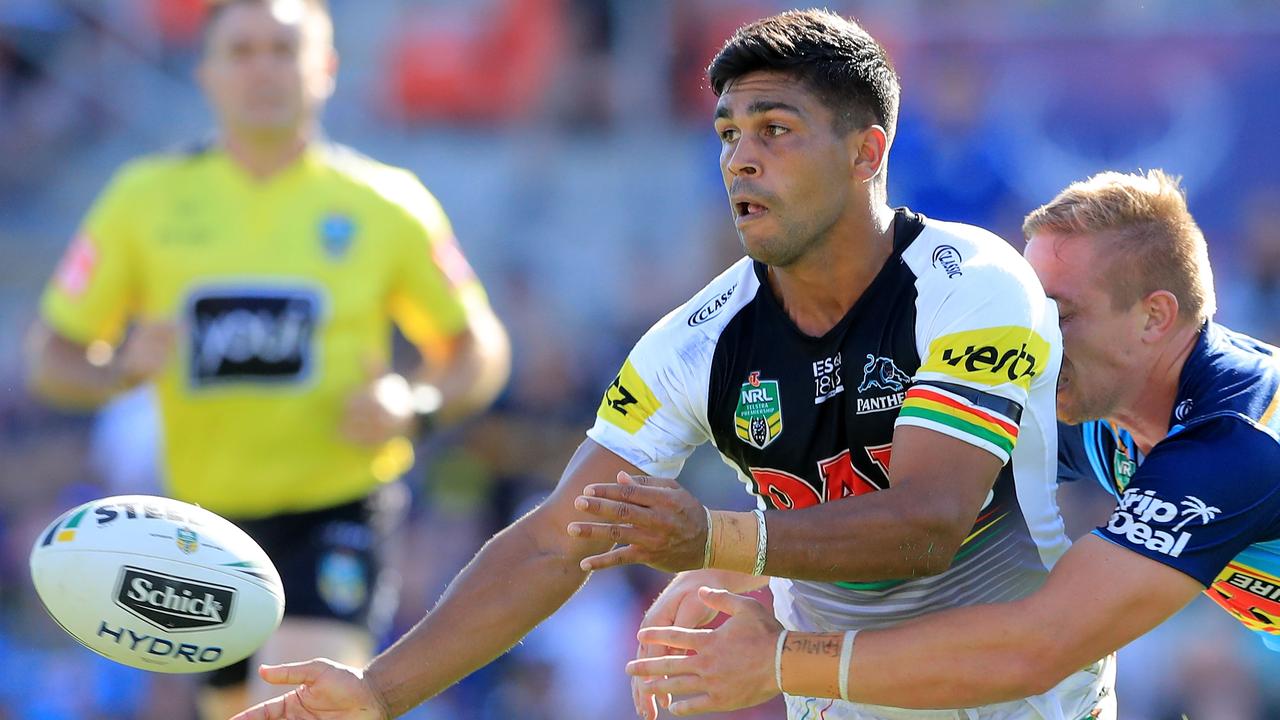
left=697, top=586, right=762, bottom=616
left=567, top=521, right=647, bottom=545
left=583, top=482, right=668, bottom=508
left=228, top=694, right=293, bottom=720
left=259, top=660, right=328, bottom=687
left=627, top=654, right=700, bottom=678
left=577, top=544, right=642, bottom=571
left=643, top=673, right=708, bottom=697
left=618, top=472, right=681, bottom=490
left=631, top=671, right=659, bottom=720
left=573, top=495, right=657, bottom=524
left=669, top=694, right=717, bottom=717
left=635, top=626, right=711, bottom=652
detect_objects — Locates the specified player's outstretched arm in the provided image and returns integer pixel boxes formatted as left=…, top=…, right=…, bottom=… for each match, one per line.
left=240, top=439, right=643, bottom=719
left=628, top=534, right=1203, bottom=714
left=574, top=425, right=1006, bottom=581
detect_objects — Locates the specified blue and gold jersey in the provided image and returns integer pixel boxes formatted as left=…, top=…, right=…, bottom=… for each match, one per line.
left=1060, top=322, right=1280, bottom=650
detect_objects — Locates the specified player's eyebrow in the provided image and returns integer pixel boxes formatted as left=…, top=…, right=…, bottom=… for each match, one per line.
left=714, top=100, right=804, bottom=121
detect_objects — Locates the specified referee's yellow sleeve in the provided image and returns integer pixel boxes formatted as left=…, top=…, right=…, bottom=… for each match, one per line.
left=386, top=173, right=486, bottom=347
left=39, top=161, right=149, bottom=346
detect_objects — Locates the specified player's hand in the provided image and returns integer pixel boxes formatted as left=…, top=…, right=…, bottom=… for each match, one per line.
left=568, top=472, right=708, bottom=573
left=342, top=360, right=416, bottom=446
left=230, top=659, right=390, bottom=720
left=627, top=587, right=781, bottom=717
left=632, top=571, right=731, bottom=720
left=112, top=321, right=178, bottom=389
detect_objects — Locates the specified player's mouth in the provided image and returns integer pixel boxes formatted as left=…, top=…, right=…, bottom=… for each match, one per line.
left=734, top=201, right=770, bottom=225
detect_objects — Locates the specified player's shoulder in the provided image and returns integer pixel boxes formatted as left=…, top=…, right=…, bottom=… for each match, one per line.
left=100, top=142, right=215, bottom=197
left=629, top=257, right=760, bottom=369
left=316, top=143, right=439, bottom=211
left=902, top=215, right=1042, bottom=298
left=1155, top=412, right=1280, bottom=482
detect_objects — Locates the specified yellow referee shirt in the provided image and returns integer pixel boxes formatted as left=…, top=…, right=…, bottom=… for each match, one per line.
left=41, top=144, right=489, bottom=518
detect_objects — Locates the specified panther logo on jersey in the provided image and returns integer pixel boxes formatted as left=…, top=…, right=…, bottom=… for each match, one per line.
left=735, top=372, right=783, bottom=449
left=858, top=355, right=910, bottom=393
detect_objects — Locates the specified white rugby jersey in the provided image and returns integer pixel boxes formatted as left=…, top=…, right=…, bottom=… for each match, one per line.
left=589, top=210, right=1112, bottom=719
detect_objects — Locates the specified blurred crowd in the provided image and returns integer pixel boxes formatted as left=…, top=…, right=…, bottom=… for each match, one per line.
left=1, top=1, right=1279, bottom=718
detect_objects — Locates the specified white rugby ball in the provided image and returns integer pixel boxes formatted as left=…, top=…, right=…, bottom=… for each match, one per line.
left=30, top=494, right=285, bottom=673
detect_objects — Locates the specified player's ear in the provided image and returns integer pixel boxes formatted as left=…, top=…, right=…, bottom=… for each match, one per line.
left=850, top=125, right=889, bottom=184
left=1139, top=289, right=1181, bottom=341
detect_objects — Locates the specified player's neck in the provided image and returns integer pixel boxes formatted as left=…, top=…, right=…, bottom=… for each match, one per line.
left=1109, top=323, right=1202, bottom=454
left=220, top=127, right=312, bottom=180
left=767, top=205, right=896, bottom=337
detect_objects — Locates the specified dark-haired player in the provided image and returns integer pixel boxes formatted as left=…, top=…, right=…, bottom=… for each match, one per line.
left=627, top=170, right=1280, bottom=717
left=26, top=1, right=509, bottom=718
left=234, top=10, right=1111, bottom=720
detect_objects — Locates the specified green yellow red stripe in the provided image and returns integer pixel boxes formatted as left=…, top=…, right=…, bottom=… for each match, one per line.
left=899, top=387, right=1018, bottom=455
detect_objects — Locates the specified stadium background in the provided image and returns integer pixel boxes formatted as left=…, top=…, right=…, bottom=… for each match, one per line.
left=1, top=0, right=1278, bottom=717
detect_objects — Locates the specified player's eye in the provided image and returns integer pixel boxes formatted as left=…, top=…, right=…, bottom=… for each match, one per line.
left=718, top=127, right=740, bottom=143
left=764, top=124, right=789, bottom=137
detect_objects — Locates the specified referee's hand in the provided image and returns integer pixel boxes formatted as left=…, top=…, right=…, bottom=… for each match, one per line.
left=341, top=360, right=415, bottom=446
left=111, top=321, right=178, bottom=390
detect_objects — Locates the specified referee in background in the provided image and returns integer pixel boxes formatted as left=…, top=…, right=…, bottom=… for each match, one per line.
left=25, top=1, right=510, bottom=717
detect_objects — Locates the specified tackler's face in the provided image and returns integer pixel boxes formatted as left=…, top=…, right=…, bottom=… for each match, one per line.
left=714, top=71, right=859, bottom=268
left=199, top=0, right=335, bottom=137
left=1025, top=232, right=1150, bottom=424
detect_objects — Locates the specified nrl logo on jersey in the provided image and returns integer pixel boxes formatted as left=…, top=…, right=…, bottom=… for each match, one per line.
left=856, top=355, right=910, bottom=414
left=735, top=371, right=782, bottom=449
left=1106, top=488, right=1221, bottom=558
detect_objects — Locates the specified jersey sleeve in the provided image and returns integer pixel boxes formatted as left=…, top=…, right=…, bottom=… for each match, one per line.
left=1094, top=418, right=1280, bottom=586
left=39, top=162, right=149, bottom=345
left=896, top=257, right=1059, bottom=465
left=586, top=313, right=713, bottom=477
left=386, top=171, right=487, bottom=347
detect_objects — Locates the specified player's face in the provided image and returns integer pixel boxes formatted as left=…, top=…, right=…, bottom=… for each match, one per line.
left=199, top=1, right=335, bottom=137
left=714, top=71, right=856, bottom=267
left=1026, top=232, right=1150, bottom=424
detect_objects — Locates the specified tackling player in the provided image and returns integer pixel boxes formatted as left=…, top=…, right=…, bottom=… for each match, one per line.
left=626, top=170, right=1280, bottom=715
left=25, top=1, right=510, bottom=718
left=231, top=10, right=1113, bottom=720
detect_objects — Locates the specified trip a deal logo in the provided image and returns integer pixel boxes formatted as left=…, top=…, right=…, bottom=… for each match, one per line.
left=1105, top=489, right=1220, bottom=557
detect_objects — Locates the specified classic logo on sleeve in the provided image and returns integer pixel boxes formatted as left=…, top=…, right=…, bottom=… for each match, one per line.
left=1105, top=488, right=1221, bottom=558
left=597, top=359, right=662, bottom=434
left=187, top=287, right=321, bottom=387
left=921, top=326, right=1049, bottom=390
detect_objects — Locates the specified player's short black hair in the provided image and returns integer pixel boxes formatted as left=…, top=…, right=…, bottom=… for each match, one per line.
left=707, top=9, right=900, bottom=138
left=202, top=0, right=331, bottom=46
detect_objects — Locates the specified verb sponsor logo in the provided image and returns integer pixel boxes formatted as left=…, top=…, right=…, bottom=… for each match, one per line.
left=687, top=284, right=737, bottom=327
left=187, top=288, right=320, bottom=386
left=115, top=567, right=235, bottom=632
left=1210, top=562, right=1280, bottom=632
left=54, top=233, right=98, bottom=297
left=735, top=372, right=783, bottom=449
left=931, top=245, right=963, bottom=278
left=812, top=353, right=844, bottom=404
left=1105, top=489, right=1221, bottom=557
left=597, top=359, right=662, bottom=434
left=923, top=326, right=1049, bottom=389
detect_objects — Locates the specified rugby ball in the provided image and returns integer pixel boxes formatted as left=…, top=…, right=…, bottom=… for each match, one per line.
left=30, top=495, right=285, bottom=673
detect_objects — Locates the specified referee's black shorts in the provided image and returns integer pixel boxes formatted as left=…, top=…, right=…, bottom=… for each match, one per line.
left=203, top=488, right=402, bottom=689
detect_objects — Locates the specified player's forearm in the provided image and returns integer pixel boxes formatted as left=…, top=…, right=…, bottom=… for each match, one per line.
left=363, top=508, right=595, bottom=716
left=423, top=312, right=510, bottom=424
left=24, top=326, right=119, bottom=408
left=753, top=489, right=966, bottom=582
left=782, top=600, right=1055, bottom=708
